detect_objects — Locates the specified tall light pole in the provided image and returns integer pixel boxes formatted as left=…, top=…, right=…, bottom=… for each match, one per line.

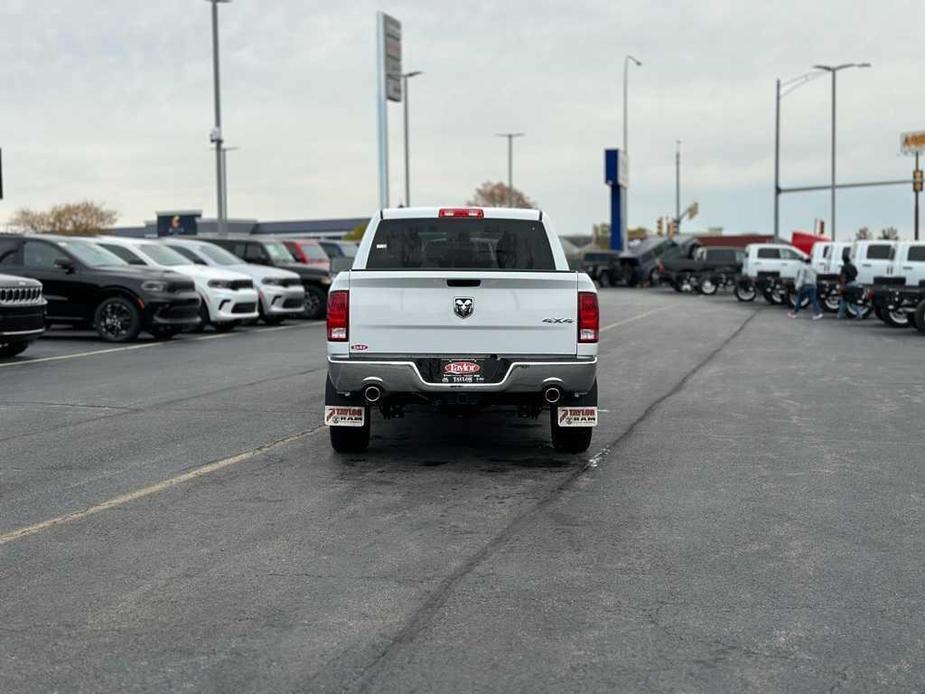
left=812, top=62, right=871, bottom=240
left=622, top=55, right=641, bottom=244
left=221, top=146, right=239, bottom=221
left=402, top=70, right=423, bottom=206
left=774, top=70, right=827, bottom=238
left=205, top=0, right=231, bottom=236
left=496, top=133, right=525, bottom=207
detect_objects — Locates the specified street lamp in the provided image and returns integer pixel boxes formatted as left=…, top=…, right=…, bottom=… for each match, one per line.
left=811, top=62, right=871, bottom=240
left=774, top=69, right=827, bottom=238
left=495, top=133, right=525, bottom=207
left=205, top=0, right=231, bottom=236
left=622, top=55, right=641, bottom=246
left=401, top=70, right=423, bottom=206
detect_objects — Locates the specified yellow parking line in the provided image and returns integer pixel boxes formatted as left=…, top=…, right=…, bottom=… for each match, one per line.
left=600, top=305, right=672, bottom=333
left=0, top=428, right=319, bottom=547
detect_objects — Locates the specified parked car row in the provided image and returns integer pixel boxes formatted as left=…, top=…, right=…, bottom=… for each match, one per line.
left=0, top=233, right=358, bottom=356
left=635, top=236, right=925, bottom=333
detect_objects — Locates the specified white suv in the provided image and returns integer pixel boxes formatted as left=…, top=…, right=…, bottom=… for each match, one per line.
left=162, top=239, right=305, bottom=325
left=95, top=237, right=259, bottom=331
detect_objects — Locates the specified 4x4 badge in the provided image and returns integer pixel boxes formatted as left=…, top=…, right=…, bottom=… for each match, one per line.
left=454, top=297, right=474, bottom=319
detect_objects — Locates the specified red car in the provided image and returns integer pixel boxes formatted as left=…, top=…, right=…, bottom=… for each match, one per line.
left=281, top=239, right=331, bottom=271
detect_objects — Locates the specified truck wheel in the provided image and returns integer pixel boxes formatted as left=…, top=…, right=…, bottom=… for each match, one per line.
left=326, top=377, right=370, bottom=453
left=303, top=286, right=327, bottom=320
left=734, top=284, right=756, bottom=302
left=699, top=278, right=718, bottom=295
left=881, top=308, right=910, bottom=328
left=822, top=293, right=840, bottom=313
left=913, top=301, right=925, bottom=333
left=550, top=381, right=596, bottom=454
left=94, top=296, right=142, bottom=343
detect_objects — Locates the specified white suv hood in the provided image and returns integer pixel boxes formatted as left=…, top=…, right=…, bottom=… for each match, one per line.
left=225, top=264, right=301, bottom=283
left=166, top=264, right=253, bottom=283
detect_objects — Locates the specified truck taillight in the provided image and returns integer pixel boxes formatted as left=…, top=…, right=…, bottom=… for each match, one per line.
left=438, top=208, right=484, bottom=218
left=578, top=292, right=599, bottom=343
left=327, top=290, right=349, bottom=341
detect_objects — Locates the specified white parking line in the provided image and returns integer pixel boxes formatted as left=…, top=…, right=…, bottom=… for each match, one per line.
left=600, top=305, right=673, bottom=333
left=0, top=428, right=321, bottom=547
left=0, top=321, right=324, bottom=369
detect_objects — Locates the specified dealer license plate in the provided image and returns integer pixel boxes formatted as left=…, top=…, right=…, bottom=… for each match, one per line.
left=439, top=359, right=486, bottom=384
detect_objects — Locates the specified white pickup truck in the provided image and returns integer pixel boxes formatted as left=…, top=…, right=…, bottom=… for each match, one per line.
left=738, top=243, right=808, bottom=304
left=324, top=207, right=599, bottom=454
left=870, top=241, right=925, bottom=328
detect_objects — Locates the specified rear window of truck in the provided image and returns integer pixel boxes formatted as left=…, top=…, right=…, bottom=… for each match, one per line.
left=365, top=218, right=556, bottom=271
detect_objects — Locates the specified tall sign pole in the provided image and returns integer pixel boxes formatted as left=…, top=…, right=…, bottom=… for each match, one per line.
left=206, top=0, right=229, bottom=236
left=377, top=13, right=402, bottom=209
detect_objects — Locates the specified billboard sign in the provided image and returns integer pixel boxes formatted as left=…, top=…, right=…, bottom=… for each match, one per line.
left=156, top=212, right=201, bottom=237
left=901, top=130, right=925, bottom=155
left=382, top=13, right=402, bottom=102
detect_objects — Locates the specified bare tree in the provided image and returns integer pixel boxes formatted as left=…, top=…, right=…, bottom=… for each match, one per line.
left=467, top=181, right=537, bottom=209
left=879, top=226, right=899, bottom=240
left=855, top=226, right=871, bottom=240
left=8, top=201, right=117, bottom=236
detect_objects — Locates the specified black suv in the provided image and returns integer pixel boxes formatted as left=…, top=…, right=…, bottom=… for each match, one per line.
left=197, top=236, right=330, bottom=319
left=0, top=235, right=201, bottom=342
left=0, top=273, right=46, bottom=357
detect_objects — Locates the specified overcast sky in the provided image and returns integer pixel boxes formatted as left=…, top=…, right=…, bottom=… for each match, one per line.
left=0, top=0, right=922, bottom=239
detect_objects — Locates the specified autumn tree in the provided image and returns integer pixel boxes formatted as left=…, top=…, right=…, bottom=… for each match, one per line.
left=8, top=201, right=118, bottom=236
left=467, top=181, right=537, bottom=209
left=343, top=221, right=370, bottom=242
left=879, top=226, right=899, bottom=240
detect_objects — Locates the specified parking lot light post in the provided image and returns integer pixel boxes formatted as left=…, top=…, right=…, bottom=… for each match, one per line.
left=623, top=55, right=641, bottom=243
left=402, top=71, right=422, bottom=206
left=496, top=133, right=525, bottom=207
left=206, top=0, right=231, bottom=236
left=812, top=62, right=871, bottom=241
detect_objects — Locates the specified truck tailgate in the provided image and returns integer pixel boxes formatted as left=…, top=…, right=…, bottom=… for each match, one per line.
left=348, top=271, right=578, bottom=356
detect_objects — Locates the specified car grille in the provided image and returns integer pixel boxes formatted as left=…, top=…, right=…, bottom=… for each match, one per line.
left=231, top=302, right=257, bottom=314
left=0, top=304, right=46, bottom=334
left=282, top=297, right=304, bottom=309
left=230, top=279, right=254, bottom=290
left=167, top=280, right=196, bottom=293
left=0, top=286, right=43, bottom=305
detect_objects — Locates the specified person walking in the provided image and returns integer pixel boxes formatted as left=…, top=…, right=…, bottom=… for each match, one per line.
left=788, top=256, right=823, bottom=319
left=836, top=248, right=860, bottom=319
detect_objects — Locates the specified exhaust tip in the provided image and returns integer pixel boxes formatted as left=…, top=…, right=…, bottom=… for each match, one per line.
left=363, top=385, right=382, bottom=404
left=543, top=386, right=562, bottom=404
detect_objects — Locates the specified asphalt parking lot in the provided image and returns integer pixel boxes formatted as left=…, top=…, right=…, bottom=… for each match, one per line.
left=1, top=289, right=923, bottom=692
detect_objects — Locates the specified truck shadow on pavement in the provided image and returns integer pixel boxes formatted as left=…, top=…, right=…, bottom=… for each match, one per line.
left=334, top=412, right=584, bottom=472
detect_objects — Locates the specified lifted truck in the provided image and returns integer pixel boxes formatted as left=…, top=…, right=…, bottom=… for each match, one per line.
left=868, top=241, right=925, bottom=329
left=324, top=207, right=599, bottom=454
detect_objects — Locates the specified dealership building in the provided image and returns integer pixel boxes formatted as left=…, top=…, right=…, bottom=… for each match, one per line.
left=111, top=210, right=368, bottom=239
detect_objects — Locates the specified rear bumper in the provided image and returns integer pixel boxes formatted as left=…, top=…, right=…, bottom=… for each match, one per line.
left=327, top=356, right=597, bottom=395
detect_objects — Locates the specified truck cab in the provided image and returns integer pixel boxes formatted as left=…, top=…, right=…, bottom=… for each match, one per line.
left=850, top=241, right=896, bottom=285
left=870, top=242, right=925, bottom=328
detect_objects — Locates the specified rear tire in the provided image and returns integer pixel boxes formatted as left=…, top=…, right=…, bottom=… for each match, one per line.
left=326, top=377, right=371, bottom=453
left=303, top=285, right=327, bottom=320
left=734, top=284, right=757, bottom=302
left=881, top=308, right=910, bottom=328
left=699, top=277, right=718, bottom=295
left=550, top=381, right=596, bottom=454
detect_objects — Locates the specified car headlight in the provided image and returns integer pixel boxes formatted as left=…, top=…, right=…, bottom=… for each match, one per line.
left=208, top=279, right=231, bottom=289
left=141, top=280, right=168, bottom=292
left=261, top=277, right=283, bottom=286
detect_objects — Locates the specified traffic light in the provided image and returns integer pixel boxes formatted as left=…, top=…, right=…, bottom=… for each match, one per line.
left=656, top=218, right=663, bottom=236
left=669, top=219, right=678, bottom=236
left=914, top=169, right=923, bottom=193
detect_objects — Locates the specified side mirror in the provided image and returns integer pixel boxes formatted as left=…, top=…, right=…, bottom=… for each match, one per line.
left=54, top=258, right=76, bottom=273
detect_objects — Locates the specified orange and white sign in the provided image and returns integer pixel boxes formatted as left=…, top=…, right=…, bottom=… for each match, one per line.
left=324, top=406, right=366, bottom=427
left=557, top=407, right=599, bottom=427
left=901, top=131, right=925, bottom=155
